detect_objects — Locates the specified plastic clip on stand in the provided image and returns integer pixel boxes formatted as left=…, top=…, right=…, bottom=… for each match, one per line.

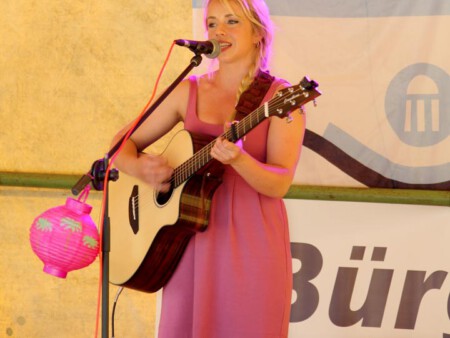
left=71, top=53, right=204, bottom=338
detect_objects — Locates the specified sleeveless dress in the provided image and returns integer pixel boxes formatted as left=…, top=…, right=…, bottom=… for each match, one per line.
left=158, top=76, right=292, bottom=338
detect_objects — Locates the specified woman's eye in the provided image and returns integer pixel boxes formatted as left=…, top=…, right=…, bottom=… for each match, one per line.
left=228, top=19, right=239, bottom=25
left=207, top=22, right=216, bottom=28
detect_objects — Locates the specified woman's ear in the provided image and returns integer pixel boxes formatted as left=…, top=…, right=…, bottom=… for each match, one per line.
left=252, top=32, right=262, bottom=46
left=251, top=26, right=263, bottom=45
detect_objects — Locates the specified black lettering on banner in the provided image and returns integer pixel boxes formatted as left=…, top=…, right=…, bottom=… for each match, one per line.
left=290, top=242, right=450, bottom=335
left=395, top=270, right=448, bottom=329
left=290, top=242, right=323, bottom=322
left=329, top=246, right=393, bottom=327
left=444, top=292, right=450, bottom=337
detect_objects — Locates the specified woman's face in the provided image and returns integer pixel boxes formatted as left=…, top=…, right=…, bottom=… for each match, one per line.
left=206, top=0, right=260, bottom=66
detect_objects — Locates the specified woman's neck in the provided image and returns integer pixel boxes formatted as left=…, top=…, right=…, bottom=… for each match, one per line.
left=214, top=60, right=256, bottom=91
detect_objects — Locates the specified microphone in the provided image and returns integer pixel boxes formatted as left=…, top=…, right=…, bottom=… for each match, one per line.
left=174, top=39, right=221, bottom=59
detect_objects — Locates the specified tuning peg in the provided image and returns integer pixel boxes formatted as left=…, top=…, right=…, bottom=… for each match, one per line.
left=300, top=106, right=305, bottom=115
left=286, top=114, right=294, bottom=123
left=313, top=99, right=317, bottom=107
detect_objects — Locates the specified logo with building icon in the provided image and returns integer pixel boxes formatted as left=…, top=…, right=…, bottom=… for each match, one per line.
left=385, top=63, right=449, bottom=147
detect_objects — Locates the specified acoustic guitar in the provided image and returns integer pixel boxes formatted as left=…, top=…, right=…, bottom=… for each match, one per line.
left=108, top=77, right=321, bottom=293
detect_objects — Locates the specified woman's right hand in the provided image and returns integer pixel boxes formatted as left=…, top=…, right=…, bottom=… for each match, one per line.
left=133, top=153, right=174, bottom=192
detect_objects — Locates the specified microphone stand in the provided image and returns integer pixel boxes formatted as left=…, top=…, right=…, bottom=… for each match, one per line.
left=71, top=53, right=204, bottom=338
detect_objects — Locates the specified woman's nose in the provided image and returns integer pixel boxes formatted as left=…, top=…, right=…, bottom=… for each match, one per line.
left=214, top=22, right=226, bottom=37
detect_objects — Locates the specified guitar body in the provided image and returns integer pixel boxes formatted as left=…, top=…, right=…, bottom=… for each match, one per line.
left=109, top=130, right=224, bottom=292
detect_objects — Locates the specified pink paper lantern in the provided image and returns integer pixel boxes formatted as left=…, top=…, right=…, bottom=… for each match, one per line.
left=30, top=191, right=100, bottom=278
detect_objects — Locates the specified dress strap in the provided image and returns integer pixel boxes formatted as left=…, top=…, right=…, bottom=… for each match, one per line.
left=186, top=75, right=198, bottom=122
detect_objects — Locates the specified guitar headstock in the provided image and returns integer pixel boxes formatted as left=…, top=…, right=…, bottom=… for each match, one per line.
left=270, top=76, right=321, bottom=120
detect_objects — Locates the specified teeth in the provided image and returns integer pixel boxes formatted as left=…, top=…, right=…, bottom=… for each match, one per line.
left=220, top=42, right=231, bottom=48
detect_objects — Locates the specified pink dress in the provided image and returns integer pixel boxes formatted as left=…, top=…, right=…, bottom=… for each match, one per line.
left=158, top=76, right=292, bottom=338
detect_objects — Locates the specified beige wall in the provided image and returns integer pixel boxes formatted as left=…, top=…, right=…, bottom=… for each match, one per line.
left=0, top=1, right=193, bottom=337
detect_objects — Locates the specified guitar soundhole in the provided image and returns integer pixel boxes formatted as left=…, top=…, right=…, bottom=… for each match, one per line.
left=155, top=185, right=174, bottom=207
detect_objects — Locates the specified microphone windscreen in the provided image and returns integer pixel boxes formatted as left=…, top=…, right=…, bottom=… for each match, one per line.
left=206, top=39, right=221, bottom=59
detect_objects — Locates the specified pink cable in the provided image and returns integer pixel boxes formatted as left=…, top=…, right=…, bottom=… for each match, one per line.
left=94, top=41, right=176, bottom=338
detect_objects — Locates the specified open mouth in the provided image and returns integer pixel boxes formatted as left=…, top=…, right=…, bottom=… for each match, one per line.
left=219, top=41, right=232, bottom=51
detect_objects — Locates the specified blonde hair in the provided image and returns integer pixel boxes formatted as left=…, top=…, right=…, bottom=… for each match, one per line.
left=204, top=0, right=274, bottom=102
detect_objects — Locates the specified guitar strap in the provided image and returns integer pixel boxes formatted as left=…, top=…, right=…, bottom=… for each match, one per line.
left=234, top=70, right=275, bottom=121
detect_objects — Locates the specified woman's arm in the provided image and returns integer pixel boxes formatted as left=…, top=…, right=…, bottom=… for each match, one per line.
left=211, top=108, right=305, bottom=198
left=110, top=79, right=190, bottom=191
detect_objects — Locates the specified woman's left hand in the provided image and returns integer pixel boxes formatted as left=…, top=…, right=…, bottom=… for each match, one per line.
left=210, top=137, right=243, bottom=165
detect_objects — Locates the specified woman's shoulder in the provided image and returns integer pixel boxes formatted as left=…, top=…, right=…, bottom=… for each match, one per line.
left=256, top=72, right=290, bottom=100
left=254, top=70, right=289, bottom=95
left=267, top=72, right=290, bottom=89
left=168, top=76, right=198, bottom=104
